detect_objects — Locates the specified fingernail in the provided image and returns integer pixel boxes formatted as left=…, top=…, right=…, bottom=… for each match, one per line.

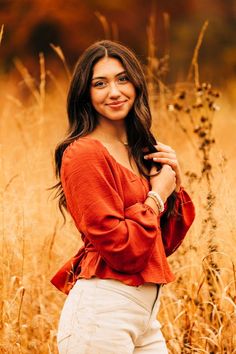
left=144, top=156, right=148, bottom=159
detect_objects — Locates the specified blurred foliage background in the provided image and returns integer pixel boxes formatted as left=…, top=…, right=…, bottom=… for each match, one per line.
left=0, top=0, right=236, bottom=88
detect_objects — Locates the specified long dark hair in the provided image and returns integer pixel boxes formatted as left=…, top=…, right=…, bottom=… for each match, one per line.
left=50, top=40, right=176, bottom=220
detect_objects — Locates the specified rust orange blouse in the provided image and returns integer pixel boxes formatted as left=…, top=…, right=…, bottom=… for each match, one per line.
left=51, top=136, right=195, bottom=294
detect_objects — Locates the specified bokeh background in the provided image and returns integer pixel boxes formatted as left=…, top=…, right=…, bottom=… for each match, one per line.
left=1, top=0, right=236, bottom=86
left=1, top=1, right=236, bottom=353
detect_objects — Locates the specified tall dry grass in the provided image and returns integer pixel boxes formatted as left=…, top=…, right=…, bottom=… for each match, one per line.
left=0, top=18, right=236, bottom=354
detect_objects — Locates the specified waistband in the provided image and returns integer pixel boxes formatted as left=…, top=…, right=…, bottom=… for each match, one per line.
left=74, top=277, right=161, bottom=312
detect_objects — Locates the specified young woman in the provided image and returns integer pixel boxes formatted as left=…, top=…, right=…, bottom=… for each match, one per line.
left=51, top=40, right=195, bottom=353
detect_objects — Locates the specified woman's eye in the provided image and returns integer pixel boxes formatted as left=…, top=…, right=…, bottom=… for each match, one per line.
left=94, top=81, right=106, bottom=87
left=119, top=75, right=129, bottom=82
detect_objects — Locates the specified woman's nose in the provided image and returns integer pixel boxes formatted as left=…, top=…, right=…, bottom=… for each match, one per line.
left=108, top=82, right=121, bottom=97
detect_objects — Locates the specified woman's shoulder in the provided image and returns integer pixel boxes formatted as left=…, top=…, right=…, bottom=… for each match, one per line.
left=61, top=136, right=120, bottom=183
left=63, top=136, right=105, bottom=159
left=61, top=136, right=111, bottom=172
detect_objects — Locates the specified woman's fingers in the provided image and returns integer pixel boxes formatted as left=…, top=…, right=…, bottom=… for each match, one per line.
left=144, top=142, right=175, bottom=160
left=143, top=141, right=182, bottom=190
left=153, top=157, right=178, bottom=168
left=155, top=142, right=175, bottom=153
left=144, top=151, right=176, bottom=160
left=154, top=152, right=176, bottom=160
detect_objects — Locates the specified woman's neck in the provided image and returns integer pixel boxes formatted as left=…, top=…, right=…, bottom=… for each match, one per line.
left=92, top=117, right=128, bottom=144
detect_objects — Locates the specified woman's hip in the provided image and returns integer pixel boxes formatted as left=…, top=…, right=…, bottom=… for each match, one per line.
left=57, top=277, right=164, bottom=353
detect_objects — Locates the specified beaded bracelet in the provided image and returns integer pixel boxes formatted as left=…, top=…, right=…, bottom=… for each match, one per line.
left=147, top=195, right=162, bottom=214
left=147, top=191, right=165, bottom=213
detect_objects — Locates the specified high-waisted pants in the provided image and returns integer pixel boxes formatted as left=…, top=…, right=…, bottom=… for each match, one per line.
left=57, top=277, right=168, bottom=354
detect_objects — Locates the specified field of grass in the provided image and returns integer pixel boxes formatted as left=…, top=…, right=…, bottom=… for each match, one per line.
left=0, top=32, right=236, bottom=353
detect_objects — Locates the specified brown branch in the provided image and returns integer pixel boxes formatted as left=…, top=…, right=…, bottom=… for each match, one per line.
left=187, top=21, right=209, bottom=86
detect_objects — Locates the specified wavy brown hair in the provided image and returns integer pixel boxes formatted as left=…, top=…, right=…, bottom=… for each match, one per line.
left=50, top=40, right=176, bottom=221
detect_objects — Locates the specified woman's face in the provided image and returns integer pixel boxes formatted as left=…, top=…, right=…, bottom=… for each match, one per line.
left=90, top=57, right=136, bottom=122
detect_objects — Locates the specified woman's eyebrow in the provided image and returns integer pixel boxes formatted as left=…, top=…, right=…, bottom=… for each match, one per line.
left=91, top=70, right=126, bottom=81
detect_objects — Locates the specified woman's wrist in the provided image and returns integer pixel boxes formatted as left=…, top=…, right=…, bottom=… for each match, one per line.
left=151, top=187, right=167, bottom=204
left=144, top=197, right=160, bottom=216
left=147, top=191, right=165, bottom=213
left=175, top=185, right=183, bottom=193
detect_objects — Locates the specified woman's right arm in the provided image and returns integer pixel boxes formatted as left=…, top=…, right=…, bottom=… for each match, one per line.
left=61, top=140, right=162, bottom=274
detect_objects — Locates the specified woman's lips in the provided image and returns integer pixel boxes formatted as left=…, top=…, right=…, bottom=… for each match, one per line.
left=107, top=101, right=127, bottom=108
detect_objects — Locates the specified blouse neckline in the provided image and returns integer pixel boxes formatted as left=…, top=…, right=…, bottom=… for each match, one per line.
left=80, top=136, right=149, bottom=183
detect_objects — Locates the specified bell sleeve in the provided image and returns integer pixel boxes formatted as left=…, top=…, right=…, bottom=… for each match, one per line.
left=160, top=187, right=195, bottom=256
left=61, top=140, right=162, bottom=274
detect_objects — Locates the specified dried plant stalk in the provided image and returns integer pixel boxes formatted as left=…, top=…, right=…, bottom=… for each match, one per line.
left=187, top=21, right=209, bottom=86
left=39, top=52, right=46, bottom=112
left=14, top=58, right=41, bottom=103
left=94, top=12, right=111, bottom=39
left=50, top=43, right=71, bottom=81
left=0, top=24, right=4, bottom=45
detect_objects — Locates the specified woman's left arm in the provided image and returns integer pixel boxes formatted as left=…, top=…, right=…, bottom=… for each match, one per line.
left=144, top=141, right=195, bottom=256
left=160, top=187, right=195, bottom=256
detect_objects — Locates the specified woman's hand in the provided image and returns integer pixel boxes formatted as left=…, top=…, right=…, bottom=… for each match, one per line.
left=144, top=142, right=182, bottom=196
left=148, top=165, right=176, bottom=203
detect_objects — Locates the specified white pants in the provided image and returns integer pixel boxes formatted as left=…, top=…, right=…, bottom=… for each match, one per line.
left=57, top=278, right=168, bottom=354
